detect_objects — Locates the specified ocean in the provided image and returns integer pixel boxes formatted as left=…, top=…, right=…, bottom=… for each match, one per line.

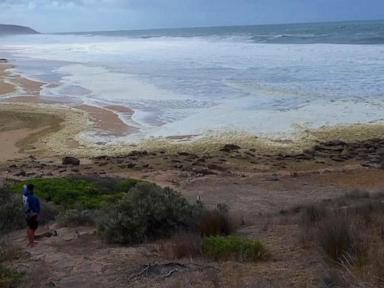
left=1, top=20, right=384, bottom=143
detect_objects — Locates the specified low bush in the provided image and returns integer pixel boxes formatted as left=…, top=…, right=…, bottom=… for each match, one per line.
left=0, top=265, right=24, bottom=288
left=158, top=231, right=203, bottom=259
left=199, top=203, right=233, bottom=236
left=0, top=188, right=25, bottom=234
left=318, top=215, right=365, bottom=264
left=203, top=235, right=267, bottom=262
left=300, top=204, right=327, bottom=228
left=57, top=209, right=97, bottom=227
left=97, top=182, right=204, bottom=244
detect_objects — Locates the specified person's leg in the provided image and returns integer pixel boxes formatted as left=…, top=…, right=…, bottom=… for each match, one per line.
left=27, top=216, right=38, bottom=246
left=27, top=228, right=34, bottom=245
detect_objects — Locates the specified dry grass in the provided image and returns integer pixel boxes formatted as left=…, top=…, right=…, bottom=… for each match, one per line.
left=158, top=232, right=203, bottom=259
left=296, top=190, right=384, bottom=287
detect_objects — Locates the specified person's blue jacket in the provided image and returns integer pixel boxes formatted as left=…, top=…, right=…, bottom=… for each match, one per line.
left=26, top=194, right=40, bottom=215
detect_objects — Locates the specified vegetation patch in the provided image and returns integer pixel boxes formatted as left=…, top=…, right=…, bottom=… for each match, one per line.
left=0, top=188, right=25, bottom=234
left=11, top=177, right=142, bottom=209
left=97, top=182, right=204, bottom=244
left=199, top=203, right=233, bottom=236
left=57, top=209, right=98, bottom=227
left=297, top=190, right=384, bottom=287
left=203, top=235, right=267, bottom=262
left=0, top=265, right=24, bottom=288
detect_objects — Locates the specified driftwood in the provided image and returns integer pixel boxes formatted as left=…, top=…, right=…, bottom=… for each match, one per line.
left=128, top=262, right=219, bottom=283
left=128, top=262, right=188, bottom=282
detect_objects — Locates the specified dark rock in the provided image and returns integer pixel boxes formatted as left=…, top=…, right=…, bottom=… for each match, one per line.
left=221, top=144, right=241, bottom=152
left=376, top=148, right=384, bottom=156
left=330, top=156, right=345, bottom=162
left=325, top=140, right=347, bottom=146
left=62, top=157, right=80, bottom=166
left=15, top=170, right=26, bottom=177
left=128, top=150, right=148, bottom=157
left=0, top=58, right=8, bottom=63
left=266, top=174, right=280, bottom=181
left=95, top=155, right=110, bottom=160
left=192, top=167, right=217, bottom=176
left=127, top=163, right=136, bottom=168
left=207, top=164, right=227, bottom=171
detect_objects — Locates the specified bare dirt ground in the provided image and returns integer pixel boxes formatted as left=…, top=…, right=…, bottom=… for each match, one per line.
left=2, top=153, right=384, bottom=287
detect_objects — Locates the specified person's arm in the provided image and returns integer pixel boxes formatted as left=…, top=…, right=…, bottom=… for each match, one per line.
left=36, top=198, right=41, bottom=214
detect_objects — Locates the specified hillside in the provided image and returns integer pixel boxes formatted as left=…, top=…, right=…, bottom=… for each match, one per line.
left=0, top=24, right=38, bottom=35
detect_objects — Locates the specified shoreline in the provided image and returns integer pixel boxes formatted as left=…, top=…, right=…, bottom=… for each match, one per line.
left=1, top=60, right=384, bottom=163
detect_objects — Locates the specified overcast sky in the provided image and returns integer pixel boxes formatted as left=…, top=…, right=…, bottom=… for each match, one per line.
left=0, top=0, right=383, bottom=33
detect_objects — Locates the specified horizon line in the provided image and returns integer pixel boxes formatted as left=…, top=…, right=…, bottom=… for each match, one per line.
left=44, top=18, right=384, bottom=35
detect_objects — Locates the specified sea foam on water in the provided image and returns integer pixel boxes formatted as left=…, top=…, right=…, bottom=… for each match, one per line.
left=1, top=21, right=384, bottom=142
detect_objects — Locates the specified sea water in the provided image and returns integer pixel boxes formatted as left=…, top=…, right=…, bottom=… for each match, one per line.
left=1, top=20, right=384, bottom=142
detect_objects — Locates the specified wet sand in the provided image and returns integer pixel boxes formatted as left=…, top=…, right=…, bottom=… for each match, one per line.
left=0, top=64, right=16, bottom=95
left=76, top=104, right=138, bottom=135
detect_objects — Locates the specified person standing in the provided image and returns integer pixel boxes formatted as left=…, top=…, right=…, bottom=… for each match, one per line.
left=24, top=184, right=41, bottom=246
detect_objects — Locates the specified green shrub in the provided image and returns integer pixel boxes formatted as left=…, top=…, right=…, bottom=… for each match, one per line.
left=97, top=182, right=204, bottom=244
left=11, top=177, right=140, bottom=209
left=0, top=188, right=25, bottom=234
left=0, top=265, right=23, bottom=288
left=203, top=235, right=267, bottom=262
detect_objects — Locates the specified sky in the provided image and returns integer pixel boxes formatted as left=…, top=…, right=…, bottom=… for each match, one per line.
left=0, top=0, right=383, bottom=33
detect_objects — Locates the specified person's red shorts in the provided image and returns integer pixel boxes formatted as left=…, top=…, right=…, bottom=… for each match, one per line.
left=26, top=215, right=38, bottom=230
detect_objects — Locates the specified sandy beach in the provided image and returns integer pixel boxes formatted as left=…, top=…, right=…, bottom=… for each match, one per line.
left=0, top=61, right=142, bottom=161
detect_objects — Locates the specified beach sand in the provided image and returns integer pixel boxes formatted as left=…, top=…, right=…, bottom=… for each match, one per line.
left=0, top=61, right=140, bottom=162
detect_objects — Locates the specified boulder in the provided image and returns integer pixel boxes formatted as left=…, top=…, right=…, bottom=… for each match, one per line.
left=62, top=156, right=80, bottom=166
left=221, top=144, right=241, bottom=152
left=128, top=150, right=148, bottom=157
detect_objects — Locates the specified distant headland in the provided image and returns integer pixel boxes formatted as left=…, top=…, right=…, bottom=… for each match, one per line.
left=0, top=24, right=38, bottom=35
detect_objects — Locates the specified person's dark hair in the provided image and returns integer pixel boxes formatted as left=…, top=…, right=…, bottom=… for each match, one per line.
left=27, top=184, right=34, bottom=193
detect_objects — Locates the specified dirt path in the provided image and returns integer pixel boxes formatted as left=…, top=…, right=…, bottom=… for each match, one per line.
left=8, top=225, right=148, bottom=288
